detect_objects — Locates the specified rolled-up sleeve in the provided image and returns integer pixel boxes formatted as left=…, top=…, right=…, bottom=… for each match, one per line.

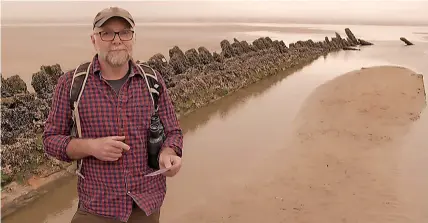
left=156, top=71, right=184, bottom=157
left=42, top=71, right=74, bottom=162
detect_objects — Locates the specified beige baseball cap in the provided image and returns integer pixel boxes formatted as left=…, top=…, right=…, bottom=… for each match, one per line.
left=93, top=7, right=135, bottom=29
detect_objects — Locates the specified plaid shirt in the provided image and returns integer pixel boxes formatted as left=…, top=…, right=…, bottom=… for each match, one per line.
left=43, top=55, right=183, bottom=222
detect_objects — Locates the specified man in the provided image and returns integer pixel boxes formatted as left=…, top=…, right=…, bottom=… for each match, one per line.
left=43, top=6, right=183, bottom=223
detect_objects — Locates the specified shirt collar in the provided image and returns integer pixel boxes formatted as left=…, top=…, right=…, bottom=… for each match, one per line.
left=91, top=54, right=144, bottom=78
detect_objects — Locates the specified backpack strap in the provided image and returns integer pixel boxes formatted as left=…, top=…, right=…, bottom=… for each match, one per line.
left=136, top=63, right=162, bottom=113
left=69, top=61, right=91, bottom=179
left=70, top=61, right=91, bottom=137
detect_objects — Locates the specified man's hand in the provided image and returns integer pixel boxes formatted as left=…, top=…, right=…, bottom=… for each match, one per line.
left=87, top=136, right=130, bottom=161
left=158, top=147, right=182, bottom=177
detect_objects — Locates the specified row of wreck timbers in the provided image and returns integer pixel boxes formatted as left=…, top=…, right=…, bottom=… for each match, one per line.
left=143, top=28, right=373, bottom=86
left=140, top=27, right=413, bottom=88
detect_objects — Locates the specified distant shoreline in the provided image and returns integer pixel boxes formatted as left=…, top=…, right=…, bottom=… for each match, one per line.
left=2, top=17, right=428, bottom=27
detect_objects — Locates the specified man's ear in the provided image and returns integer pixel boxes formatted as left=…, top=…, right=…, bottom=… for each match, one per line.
left=132, top=27, right=137, bottom=42
left=90, top=34, right=98, bottom=53
left=91, top=34, right=96, bottom=45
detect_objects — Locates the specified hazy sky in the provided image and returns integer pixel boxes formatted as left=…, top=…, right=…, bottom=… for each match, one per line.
left=2, top=0, right=428, bottom=25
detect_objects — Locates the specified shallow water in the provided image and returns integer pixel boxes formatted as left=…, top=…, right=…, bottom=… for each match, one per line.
left=3, top=37, right=428, bottom=222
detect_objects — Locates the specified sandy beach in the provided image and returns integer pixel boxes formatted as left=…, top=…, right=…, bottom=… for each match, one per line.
left=285, top=66, right=426, bottom=222
left=158, top=65, right=427, bottom=222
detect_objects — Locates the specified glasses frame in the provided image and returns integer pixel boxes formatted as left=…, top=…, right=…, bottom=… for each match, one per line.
left=96, top=30, right=135, bottom=41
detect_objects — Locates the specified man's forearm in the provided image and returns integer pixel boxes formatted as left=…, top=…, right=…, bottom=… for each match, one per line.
left=163, top=130, right=183, bottom=157
left=66, top=138, right=93, bottom=160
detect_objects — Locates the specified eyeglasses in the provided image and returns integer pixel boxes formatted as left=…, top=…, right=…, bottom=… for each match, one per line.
left=96, top=30, right=135, bottom=41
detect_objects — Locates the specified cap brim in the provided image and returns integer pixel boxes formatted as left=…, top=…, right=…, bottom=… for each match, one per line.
left=93, top=16, right=134, bottom=29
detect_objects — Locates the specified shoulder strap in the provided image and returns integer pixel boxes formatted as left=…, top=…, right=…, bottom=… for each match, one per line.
left=69, top=61, right=91, bottom=138
left=70, top=62, right=91, bottom=111
left=136, top=63, right=162, bottom=113
left=69, top=61, right=91, bottom=180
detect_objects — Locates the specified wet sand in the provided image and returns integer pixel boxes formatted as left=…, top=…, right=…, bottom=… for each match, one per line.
left=160, top=66, right=426, bottom=222
left=286, top=66, right=426, bottom=222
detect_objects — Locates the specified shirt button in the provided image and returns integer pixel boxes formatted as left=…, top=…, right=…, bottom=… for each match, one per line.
left=127, top=191, right=131, bottom=194
left=119, top=96, right=128, bottom=103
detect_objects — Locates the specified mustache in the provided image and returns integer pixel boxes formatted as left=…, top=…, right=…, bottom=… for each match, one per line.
left=109, top=47, right=128, bottom=51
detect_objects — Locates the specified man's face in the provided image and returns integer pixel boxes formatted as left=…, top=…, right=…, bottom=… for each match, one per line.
left=91, top=17, right=135, bottom=67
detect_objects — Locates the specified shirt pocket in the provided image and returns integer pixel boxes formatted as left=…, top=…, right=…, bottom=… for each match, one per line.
left=128, top=102, right=152, bottom=132
left=78, top=88, right=115, bottom=138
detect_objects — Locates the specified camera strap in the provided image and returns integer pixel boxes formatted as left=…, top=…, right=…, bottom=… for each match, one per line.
left=136, top=63, right=162, bottom=114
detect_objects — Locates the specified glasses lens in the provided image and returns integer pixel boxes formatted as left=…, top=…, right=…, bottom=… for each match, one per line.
left=100, top=31, right=114, bottom=41
left=99, top=30, right=133, bottom=41
left=119, top=30, right=133, bottom=41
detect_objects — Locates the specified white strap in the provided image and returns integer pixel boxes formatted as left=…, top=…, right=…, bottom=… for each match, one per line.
left=137, top=64, right=156, bottom=108
left=71, top=62, right=91, bottom=180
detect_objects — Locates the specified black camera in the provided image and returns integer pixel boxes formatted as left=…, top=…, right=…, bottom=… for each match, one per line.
left=147, top=113, right=166, bottom=170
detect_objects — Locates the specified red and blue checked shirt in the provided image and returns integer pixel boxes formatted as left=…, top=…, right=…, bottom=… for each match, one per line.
left=43, top=55, right=183, bottom=222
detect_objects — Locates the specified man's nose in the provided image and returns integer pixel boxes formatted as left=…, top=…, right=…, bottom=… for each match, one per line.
left=112, top=33, right=122, bottom=44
